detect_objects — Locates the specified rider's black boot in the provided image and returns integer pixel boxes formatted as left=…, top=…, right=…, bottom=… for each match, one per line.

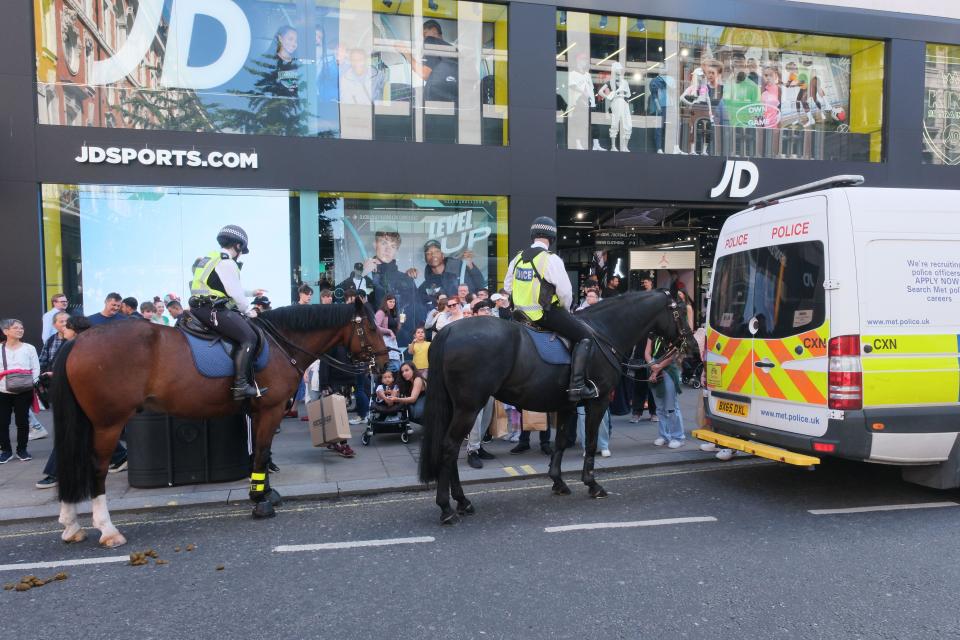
left=568, top=339, right=599, bottom=402
left=232, top=344, right=266, bottom=401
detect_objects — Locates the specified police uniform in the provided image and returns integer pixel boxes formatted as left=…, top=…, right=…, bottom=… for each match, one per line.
left=189, top=225, right=263, bottom=400
left=504, top=217, right=598, bottom=401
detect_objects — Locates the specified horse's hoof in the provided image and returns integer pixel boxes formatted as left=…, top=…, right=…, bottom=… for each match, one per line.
left=440, top=512, right=460, bottom=526
left=266, top=489, right=283, bottom=507
left=456, top=502, right=475, bottom=516
left=589, top=486, right=609, bottom=499
left=552, top=483, right=572, bottom=496
left=62, top=528, right=87, bottom=544
left=252, top=501, right=276, bottom=519
left=99, top=532, right=127, bottom=548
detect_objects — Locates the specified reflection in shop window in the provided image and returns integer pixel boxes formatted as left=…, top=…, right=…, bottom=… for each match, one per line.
left=557, top=12, right=884, bottom=162
left=41, top=185, right=508, bottom=351
left=33, top=0, right=508, bottom=146
left=923, top=43, right=960, bottom=166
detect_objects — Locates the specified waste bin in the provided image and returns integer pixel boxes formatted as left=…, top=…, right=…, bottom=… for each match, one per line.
left=126, top=411, right=251, bottom=488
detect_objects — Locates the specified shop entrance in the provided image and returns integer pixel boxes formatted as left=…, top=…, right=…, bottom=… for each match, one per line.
left=555, top=200, right=741, bottom=325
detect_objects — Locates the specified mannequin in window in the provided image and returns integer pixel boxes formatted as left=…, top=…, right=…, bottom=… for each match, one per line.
left=566, top=52, right=596, bottom=150
left=647, top=71, right=668, bottom=154
left=598, top=62, right=632, bottom=152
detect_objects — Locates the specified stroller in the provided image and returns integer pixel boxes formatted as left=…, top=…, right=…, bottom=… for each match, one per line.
left=680, top=352, right=704, bottom=389
left=360, top=361, right=415, bottom=446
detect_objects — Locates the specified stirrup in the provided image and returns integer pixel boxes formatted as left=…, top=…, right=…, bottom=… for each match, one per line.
left=567, top=380, right=599, bottom=401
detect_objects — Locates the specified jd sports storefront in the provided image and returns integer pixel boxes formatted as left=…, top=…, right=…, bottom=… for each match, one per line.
left=2, top=0, right=959, bottom=341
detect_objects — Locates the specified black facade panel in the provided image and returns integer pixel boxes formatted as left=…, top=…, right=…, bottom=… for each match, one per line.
left=4, top=0, right=960, bottom=337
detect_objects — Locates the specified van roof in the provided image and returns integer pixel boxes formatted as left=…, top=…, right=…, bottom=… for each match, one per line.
left=733, top=185, right=960, bottom=221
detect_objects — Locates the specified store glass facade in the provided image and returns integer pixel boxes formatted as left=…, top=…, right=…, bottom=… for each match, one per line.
left=556, top=12, right=885, bottom=161
left=34, top=0, right=509, bottom=145
left=41, top=184, right=508, bottom=345
left=923, top=43, right=960, bottom=165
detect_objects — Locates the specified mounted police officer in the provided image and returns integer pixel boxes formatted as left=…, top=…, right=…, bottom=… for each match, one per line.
left=189, top=225, right=266, bottom=401
left=504, top=217, right=599, bottom=402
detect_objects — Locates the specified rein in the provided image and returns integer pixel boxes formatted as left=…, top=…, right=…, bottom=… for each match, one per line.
left=254, top=315, right=386, bottom=376
left=586, top=294, right=691, bottom=375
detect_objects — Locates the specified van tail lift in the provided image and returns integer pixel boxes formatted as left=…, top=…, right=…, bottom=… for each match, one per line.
left=693, top=429, right=821, bottom=467
left=749, top=174, right=865, bottom=208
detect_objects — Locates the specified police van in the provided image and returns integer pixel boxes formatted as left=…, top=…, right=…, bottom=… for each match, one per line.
left=697, top=176, right=960, bottom=489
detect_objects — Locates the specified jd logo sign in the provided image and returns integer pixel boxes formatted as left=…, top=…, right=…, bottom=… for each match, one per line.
left=91, top=0, right=251, bottom=90
left=709, top=160, right=760, bottom=199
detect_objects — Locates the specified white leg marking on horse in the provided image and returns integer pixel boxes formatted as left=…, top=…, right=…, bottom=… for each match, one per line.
left=59, top=502, right=85, bottom=543
left=92, top=495, right=126, bottom=548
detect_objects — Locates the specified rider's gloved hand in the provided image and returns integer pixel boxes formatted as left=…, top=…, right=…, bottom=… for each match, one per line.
left=245, top=307, right=259, bottom=318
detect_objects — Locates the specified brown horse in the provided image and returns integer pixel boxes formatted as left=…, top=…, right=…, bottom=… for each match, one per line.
left=51, top=300, right=388, bottom=547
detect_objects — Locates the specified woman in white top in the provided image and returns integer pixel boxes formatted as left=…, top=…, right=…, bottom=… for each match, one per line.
left=0, top=318, right=40, bottom=462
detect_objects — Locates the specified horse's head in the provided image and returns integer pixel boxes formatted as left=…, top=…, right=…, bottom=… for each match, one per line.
left=349, top=297, right=391, bottom=373
left=649, top=290, right=695, bottom=356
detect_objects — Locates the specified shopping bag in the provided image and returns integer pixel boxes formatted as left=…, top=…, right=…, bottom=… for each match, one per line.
left=307, top=394, right=352, bottom=446
left=489, top=402, right=509, bottom=439
left=521, top=410, right=548, bottom=432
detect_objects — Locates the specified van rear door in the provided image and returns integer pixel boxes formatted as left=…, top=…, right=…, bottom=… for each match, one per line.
left=707, top=196, right=830, bottom=436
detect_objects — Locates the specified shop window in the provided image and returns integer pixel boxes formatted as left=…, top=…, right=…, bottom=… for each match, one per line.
left=41, top=184, right=508, bottom=351
left=923, top=43, right=960, bottom=166
left=557, top=11, right=884, bottom=161
left=32, top=0, right=508, bottom=146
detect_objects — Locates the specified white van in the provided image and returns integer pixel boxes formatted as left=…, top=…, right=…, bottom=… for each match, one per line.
left=701, top=176, right=960, bottom=489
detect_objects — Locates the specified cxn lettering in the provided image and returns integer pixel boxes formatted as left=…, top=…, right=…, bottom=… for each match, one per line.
left=724, top=233, right=749, bottom=249
left=771, top=221, right=809, bottom=239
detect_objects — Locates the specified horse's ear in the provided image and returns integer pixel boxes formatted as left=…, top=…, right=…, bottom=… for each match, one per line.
left=354, top=297, right=364, bottom=313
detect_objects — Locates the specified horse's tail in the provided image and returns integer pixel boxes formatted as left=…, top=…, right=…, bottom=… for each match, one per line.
left=419, top=328, right=454, bottom=484
left=52, top=340, right=95, bottom=503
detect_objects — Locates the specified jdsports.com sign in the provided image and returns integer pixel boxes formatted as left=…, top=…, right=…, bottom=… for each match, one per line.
left=75, top=145, right=258, bottom=170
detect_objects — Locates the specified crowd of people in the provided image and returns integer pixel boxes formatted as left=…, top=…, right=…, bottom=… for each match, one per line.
left=3, top=230, right=718, bottom=491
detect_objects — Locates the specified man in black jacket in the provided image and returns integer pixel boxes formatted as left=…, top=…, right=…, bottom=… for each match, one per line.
left=417, top=240, right=486, bottom=316
left=364, top=229, right=420, bottom=346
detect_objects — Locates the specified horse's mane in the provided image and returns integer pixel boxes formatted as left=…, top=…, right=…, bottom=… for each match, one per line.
left=575, top=290, right=670, bottom=334
left=259, top=303, right=362, bottom=332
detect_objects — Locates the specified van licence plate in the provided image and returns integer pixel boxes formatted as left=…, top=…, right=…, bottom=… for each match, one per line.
left=715, top=399, right=749, bottom=418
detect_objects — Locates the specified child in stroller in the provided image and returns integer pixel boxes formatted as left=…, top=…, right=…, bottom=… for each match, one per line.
left=362, top=368, right=415, bottom=445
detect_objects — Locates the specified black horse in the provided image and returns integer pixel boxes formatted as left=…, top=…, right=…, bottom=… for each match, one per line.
left=419, top=290, right=691, bottom=524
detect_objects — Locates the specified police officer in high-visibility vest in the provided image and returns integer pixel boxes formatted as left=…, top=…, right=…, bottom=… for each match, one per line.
left=504, top=217, right=599, bottom=402
left=189, top=225, right=266, bottom=401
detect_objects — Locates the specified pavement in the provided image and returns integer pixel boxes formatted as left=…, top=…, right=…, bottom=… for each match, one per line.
left=2, top=458, right=959, bottom=638
left=0, top=389, right=717, bottom=523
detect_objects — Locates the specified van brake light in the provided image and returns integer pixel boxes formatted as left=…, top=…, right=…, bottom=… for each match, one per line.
left=828, top=335, right=862, bottom=410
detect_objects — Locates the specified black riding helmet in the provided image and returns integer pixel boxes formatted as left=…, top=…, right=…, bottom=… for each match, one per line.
left=217, top=224, right=250, bottom=255
left=530, top=216, right=557, bottom=243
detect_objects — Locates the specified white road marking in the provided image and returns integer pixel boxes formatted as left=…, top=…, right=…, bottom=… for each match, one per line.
left=0, top=555, right=129, bottom=573
left=544, top=516, right=717, bottom=533
left=808, top=501, right=959, bottom=515
left=274, top=536, right=435, bottom=552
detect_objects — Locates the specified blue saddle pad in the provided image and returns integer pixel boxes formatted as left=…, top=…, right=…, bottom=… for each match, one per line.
left=523, top=326, right=571, bottom=365
left=184, top=333, right=270, bottom=379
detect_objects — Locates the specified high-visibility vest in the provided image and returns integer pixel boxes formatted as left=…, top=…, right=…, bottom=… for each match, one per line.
left=512, top=250, right=559, bottom=321
left=190, top=251, right=229, bottom=299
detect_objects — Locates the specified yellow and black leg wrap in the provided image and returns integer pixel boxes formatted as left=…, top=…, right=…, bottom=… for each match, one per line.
left=249, top=471, right=267, bottom=496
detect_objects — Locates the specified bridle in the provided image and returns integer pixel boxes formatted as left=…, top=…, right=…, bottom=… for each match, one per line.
left=651, top=297, right=693, bottom=364
left=256, top=314, right=388, bottom=376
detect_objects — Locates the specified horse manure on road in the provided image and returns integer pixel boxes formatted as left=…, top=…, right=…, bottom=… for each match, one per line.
left=5, top=572, right=68, bottom=593
left=129, top=550, right=161, bottom=566
left=215, top=565, right=225, bottom=571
